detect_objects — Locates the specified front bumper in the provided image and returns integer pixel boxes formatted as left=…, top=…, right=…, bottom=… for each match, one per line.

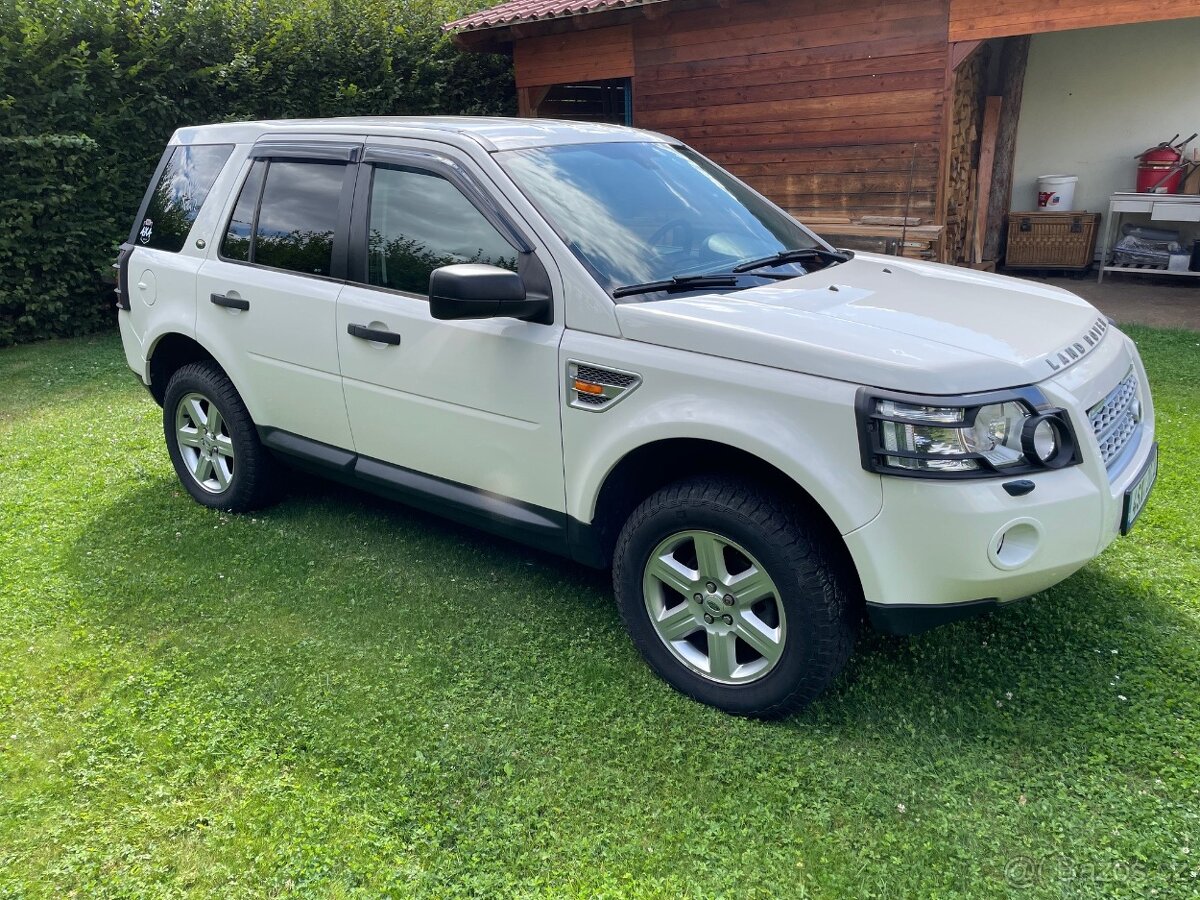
left=846, top=331, right=1155, bottom=633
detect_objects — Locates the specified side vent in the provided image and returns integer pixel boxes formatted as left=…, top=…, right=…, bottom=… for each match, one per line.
left=567, top=360, right=641, bottom=412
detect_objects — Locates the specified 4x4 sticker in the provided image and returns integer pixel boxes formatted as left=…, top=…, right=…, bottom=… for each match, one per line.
left=138, top=218, right=153, bottom=244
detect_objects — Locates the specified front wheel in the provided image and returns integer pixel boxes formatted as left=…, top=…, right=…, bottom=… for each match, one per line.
left=613, top=477, right=857, bottom=717
left=163, top=362, right=278, bottom=511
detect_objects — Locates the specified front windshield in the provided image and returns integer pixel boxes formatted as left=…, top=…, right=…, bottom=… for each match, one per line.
left=496, top=141, right=822, bottom=296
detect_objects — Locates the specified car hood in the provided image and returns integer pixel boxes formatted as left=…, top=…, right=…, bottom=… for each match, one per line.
left=614, top=253, right=1108, bottom=394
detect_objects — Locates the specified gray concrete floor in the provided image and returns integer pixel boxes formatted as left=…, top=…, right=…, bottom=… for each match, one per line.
left=1012, top=270, right=1200, bottom=331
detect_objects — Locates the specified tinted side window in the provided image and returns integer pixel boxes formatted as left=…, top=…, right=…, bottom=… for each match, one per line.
left=253, top=161, right=346, bottom=277
left=138, top=144, right=234, bottom=252
left=221, top=160, right=266, bottom=263
left=220, top=160, right=346, bottom=275
left=367, top=166, right=517, bottom=295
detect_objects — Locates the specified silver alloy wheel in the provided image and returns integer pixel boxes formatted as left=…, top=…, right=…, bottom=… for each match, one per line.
left=174, top=391, right=235, bottom=494
left=642, top=529, right=786, bottom=685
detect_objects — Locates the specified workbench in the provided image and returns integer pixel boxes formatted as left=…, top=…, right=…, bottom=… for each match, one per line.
left=1097, top=192, right=1200, bottom=283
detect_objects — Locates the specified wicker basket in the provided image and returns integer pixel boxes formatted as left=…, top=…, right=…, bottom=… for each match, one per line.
left=1004, top=211, right=1100, bottom=271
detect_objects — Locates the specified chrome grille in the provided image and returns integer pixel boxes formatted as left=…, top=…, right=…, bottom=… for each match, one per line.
left=1088, top=370, right=1140, bottom=467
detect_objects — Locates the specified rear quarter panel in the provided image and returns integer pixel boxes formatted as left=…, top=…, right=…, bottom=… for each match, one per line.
left=127, top=143, right=252, bottom=385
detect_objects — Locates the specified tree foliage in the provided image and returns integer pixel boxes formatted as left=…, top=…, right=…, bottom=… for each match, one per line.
left=0, top=0, right=514, bottom=345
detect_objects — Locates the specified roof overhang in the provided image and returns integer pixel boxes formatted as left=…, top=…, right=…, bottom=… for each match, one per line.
left=446, top=0, right=681, bottom=52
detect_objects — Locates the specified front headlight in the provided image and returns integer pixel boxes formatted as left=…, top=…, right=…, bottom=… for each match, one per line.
left=857, top=387, right=1079, bottom=478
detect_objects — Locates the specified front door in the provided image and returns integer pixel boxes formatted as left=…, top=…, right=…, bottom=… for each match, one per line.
left=335, top=147, right=566, bottom=513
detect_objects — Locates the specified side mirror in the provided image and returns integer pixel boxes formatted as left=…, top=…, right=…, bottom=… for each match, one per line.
left=428, top=264, right=548, bottom=322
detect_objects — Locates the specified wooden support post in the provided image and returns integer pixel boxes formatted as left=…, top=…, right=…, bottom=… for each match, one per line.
left=984, top=36, right=1030, bottom=263
left=973, top=96, right=1003, bottom=263
left=963, top=170, right=978, bottom=263
left=517, top=85, right=551, bottom=118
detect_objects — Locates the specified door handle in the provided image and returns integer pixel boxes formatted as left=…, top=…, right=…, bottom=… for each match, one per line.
left=347, top=323, right=401, bottom=345
left=211, top=293, right=249, bottom=311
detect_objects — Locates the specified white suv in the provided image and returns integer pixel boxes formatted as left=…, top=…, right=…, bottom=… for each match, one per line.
left=116, top=118, right=1158, bottom=716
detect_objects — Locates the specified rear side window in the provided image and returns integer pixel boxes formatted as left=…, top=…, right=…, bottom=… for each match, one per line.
left=137, top=144, right=234, bottom=252
left=367, top=166, right=517, bottom=295
left=220, top=159, right=347, bottom=277
left=221, top=160, right=265, bottom=263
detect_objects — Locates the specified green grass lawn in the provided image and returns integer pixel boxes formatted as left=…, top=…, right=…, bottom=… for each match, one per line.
left=1, top=329, right=1197, bottom=898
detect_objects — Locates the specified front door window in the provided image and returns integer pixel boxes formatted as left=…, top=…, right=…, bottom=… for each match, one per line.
left=366, top=166, right=518, bottom=295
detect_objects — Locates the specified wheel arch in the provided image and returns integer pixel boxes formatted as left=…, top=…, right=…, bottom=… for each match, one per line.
left=587, top=437, right=863, bottom=600
left=146, top=332, right=226, bottom=406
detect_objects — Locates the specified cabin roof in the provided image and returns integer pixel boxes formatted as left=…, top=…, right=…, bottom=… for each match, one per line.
left=445, top=0, right=666, bottom=33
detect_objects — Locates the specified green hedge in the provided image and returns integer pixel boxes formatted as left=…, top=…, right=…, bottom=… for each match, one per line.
left=0, top=0, right=513, bottom=346
left=0, top=135, right=117, bottom=344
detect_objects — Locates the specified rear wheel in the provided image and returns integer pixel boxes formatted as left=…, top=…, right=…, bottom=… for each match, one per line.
left=163, top=362, right=278, bottom=511
left=613, top=477, right=856, bottom=717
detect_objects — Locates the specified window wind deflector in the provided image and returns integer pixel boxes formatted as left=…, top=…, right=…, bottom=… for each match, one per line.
left=731, top=247, right=850, bottom=273
left=612, top=273, right=741, bottom=299
left=250, top=140, right=362, bottom=162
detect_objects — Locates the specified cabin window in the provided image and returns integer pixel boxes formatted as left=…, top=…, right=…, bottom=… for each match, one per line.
left=536, top=78, right=632, bottom=126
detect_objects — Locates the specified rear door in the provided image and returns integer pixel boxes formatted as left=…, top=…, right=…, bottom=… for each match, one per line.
left=195, top=141, right=360, bottom=449
left=335, top=143, right=566, bottom=513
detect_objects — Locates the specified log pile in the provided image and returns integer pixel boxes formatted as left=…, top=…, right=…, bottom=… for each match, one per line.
left=942, top=46, right=989, bottom=263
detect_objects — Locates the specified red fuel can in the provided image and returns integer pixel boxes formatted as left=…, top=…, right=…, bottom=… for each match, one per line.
left=1137, top=144, right=1185, bottom=193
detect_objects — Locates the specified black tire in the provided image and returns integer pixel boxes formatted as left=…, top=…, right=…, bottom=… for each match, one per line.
left=162, top=361, right=279, bottom=511
left=612, top=476, right=857, bottom=717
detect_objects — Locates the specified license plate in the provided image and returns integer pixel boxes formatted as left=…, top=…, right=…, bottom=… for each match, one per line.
left=1121, top=443, right=1158, bottom=535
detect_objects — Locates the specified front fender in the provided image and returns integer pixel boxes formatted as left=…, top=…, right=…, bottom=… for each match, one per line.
left=560, top=332, right=883, bottom=536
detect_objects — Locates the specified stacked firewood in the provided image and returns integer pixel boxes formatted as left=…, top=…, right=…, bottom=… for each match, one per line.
left=942, top=48, right=989, bottom=263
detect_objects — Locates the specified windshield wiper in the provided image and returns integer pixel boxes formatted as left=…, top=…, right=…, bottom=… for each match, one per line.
left=612, top=273, right=742, bottom=299
left=731, top=247, right=850, bottom=274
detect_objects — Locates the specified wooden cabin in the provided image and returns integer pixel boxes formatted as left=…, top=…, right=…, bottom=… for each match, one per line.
left=447, top=0, right=1200, bottom=265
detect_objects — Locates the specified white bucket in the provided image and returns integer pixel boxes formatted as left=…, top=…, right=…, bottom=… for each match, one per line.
left=1037, top=174, right=1078, bottom=210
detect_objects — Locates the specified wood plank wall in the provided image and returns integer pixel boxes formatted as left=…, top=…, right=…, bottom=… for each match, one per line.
left=628, top=0, right=950, bottom=219
left=514, top=25, right=634, bottom=88
left=950, top=0, right=1200, bottom=42
left=504, top=0, right=1200, bottom=224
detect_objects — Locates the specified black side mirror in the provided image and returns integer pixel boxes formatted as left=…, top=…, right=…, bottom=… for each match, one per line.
left=428, top=264, right=548, bottom=322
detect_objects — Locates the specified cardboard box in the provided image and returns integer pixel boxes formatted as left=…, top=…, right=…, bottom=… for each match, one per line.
left=1182, top=163, right=1200, bottom=196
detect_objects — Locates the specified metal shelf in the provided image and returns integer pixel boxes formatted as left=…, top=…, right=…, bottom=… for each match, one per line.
left=1100, top=263, right=1200, bottom=278
left=1097, top=192, right=1200, bottom=284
